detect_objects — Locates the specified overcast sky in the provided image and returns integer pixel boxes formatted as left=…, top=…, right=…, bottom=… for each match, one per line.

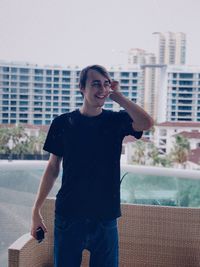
left=0, top=0, right=200, bottom=67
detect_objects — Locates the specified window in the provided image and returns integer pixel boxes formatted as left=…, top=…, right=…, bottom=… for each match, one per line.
left=20, top=101, right=28, bottom=105
left=54, top=70, right=59, bottom=75
left=20, top=89, right=28, bottom=93
left=62, top=78, right=70, bottom=83
left=34, top=102, right=42, bottom=106
left=2, top=113, right=9, bottom=118
left=11, top=68, right=17, bottom=73
left=19, top=114, right=28, bottom=118
left=20, top=68, right=29, bottom=74
left=3, top=67, right=9, bottom=72
left=35, top=76, right=43, bottom=81
left=179, top=81, right=193, bottom=85
left=54, top=77, right=59, bottom=82
left=34, top=108, right=42, bottom=112
left=62, top=70, right=70, bottom=75
left=20, top=107, right=28, bottom=111
left=62, top=84, right=70, bottom=89
left=179, top=73, right=193, bottom=79
left=34, top=120, right=42, bottom=125
left=132, top=72, right=137, bottom=77
left=34, top=114, right=42, bottom=118
left=121, top=72, right=129, bottom=78
left=34, top=96, right=43, bottom=100
left=20, top=76, right=29, bottom=81
left=34, top=69, right=43, bottom=75
left=20, top=95, right=28, bottom=99
left=46, top=70, right=52, bottom=75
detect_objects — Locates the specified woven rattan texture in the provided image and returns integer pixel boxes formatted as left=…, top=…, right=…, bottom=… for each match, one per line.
left=8, top=198, right=200, bottom=267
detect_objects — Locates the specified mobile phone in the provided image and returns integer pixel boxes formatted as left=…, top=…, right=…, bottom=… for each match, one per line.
left=36, top=227, right=45, bottom=243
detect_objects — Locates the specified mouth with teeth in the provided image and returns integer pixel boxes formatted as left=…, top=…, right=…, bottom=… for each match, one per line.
left=95, top=94, right=107, bottom=99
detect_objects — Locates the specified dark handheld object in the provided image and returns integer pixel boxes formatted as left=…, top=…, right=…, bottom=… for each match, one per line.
left=36, top=227, right=45, bottom=243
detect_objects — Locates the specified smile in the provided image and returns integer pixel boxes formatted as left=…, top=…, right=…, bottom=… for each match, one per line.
left=95, top=95, right=106, bottom=99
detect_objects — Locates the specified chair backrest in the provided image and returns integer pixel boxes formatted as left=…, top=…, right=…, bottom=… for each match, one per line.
left=41, top=198, right=200, bottom=267
left=118, top=204, right=200, bottom=267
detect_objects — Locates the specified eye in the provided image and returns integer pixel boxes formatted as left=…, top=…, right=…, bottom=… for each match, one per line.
left=104, top=82, right=111, bottom=88
left=92, top=82, right=101, bottom=87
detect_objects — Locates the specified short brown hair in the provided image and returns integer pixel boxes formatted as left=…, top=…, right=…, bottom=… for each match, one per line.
left=79, top=65, right=111, bottom=90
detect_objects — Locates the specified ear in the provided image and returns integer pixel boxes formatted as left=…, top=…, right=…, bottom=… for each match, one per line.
left=80, top=87, right=85, bottom=96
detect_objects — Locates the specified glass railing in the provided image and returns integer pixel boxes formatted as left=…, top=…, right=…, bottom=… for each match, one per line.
left=0, top=160, right=200, bottom=267
left=121, top=164, right=200, bottom=207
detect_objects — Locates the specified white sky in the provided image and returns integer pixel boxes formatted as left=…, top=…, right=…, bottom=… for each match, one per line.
left=0, top=0, right=200, bottom=67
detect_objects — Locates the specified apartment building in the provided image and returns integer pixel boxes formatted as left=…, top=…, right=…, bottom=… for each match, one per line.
left=153, top=32, right=186, bottom=65
left=153, top=121, right=200, bottom=155
left=157, top=65, right=200, bottom=123
left=0, top=61, right=143, bottom=125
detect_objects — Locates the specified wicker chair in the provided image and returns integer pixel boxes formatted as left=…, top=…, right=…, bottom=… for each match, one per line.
left=8, top=197, right=200, bottom=267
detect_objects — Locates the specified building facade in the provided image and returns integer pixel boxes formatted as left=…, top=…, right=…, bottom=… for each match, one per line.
left=0, top=61, right=143, bottom=125
left=153, top=32, right=186, bottom=65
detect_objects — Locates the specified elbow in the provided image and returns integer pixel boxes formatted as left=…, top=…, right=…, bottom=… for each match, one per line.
left=132, top=117, right=154, bottom=131
left=144, top=117, right=154, bottom=130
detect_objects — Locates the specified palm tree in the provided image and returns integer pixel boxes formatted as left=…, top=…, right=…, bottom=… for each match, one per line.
left=0, top=127, right=11, bottom=153
left=27, top=130, right=46, bottom=156
left=147, top=143, right=160, bottom=166
left=131, top=140, right=146, bottom=165
left=170, top=135, right=190, bottom=168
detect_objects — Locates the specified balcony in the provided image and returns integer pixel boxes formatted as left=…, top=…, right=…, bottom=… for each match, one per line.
left=1, top=161, right=200, bottom=267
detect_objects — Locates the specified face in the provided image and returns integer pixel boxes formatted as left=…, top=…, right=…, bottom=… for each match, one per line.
left=80, top=69, right=111, bottom=108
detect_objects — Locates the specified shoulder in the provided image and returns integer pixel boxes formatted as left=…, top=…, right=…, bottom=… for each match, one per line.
left=53, top=111, right=76, bottom=124
left=103, top=109, right=129, bottom=120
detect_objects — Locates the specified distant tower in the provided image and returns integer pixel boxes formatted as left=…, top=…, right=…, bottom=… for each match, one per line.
left=153, top=32, right=186, bottom=65
left=128, top=48, right=156, bottom=65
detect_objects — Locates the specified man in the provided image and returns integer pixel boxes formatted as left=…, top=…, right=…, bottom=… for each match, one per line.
left=31, top=65, right=154, bottom=267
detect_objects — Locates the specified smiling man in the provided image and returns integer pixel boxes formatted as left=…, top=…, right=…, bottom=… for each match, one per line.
left=31, top=65, right=154, bottom=267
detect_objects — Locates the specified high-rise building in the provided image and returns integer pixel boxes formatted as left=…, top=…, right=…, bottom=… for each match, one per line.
left=128, top=48, right=156, bottom=65
left=156, top=65, right=200, bottom=123
left=153, top=32, right=186, bottom=65
left=0, top=61, right=143, bottom=125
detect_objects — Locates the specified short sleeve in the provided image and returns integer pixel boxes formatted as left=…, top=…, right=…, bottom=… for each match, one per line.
left=118, top=110, right=143, bottom=139
left=43, top=117, right=64, bottom=157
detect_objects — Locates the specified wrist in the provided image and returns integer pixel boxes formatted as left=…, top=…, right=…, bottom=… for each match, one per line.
left=109, top=91, right=125, bottom=104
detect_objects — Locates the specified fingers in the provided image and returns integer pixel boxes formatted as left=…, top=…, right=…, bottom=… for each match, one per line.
left=31, top=222, right=47, bottom=240
left=111, top=80, right=119, bottom=90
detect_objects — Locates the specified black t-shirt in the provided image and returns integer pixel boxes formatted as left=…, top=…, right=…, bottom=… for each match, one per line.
left=43, top=109, right=143, bottom=220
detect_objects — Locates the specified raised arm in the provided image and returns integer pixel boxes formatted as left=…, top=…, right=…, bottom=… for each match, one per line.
left=31, top=154, right=62, bottom=239
left=109, top=81, right=154, bottom=131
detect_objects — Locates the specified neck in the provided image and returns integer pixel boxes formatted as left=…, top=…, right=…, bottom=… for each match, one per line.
left=79, top=105, right=102, bottom=117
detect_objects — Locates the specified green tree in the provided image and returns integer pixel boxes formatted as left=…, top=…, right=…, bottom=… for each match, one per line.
left=0, top=127, right=11, bottom=153
left=147, top=143, right=160, bottom=166
left=131, top=140, right=145, bottom=165
left=170, top=135, right=190, bottom=168
left=27, top=131, right=46, bottom=155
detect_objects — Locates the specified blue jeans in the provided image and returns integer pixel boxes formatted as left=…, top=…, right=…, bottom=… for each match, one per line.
left=54, top=214, right=119, bottom=267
